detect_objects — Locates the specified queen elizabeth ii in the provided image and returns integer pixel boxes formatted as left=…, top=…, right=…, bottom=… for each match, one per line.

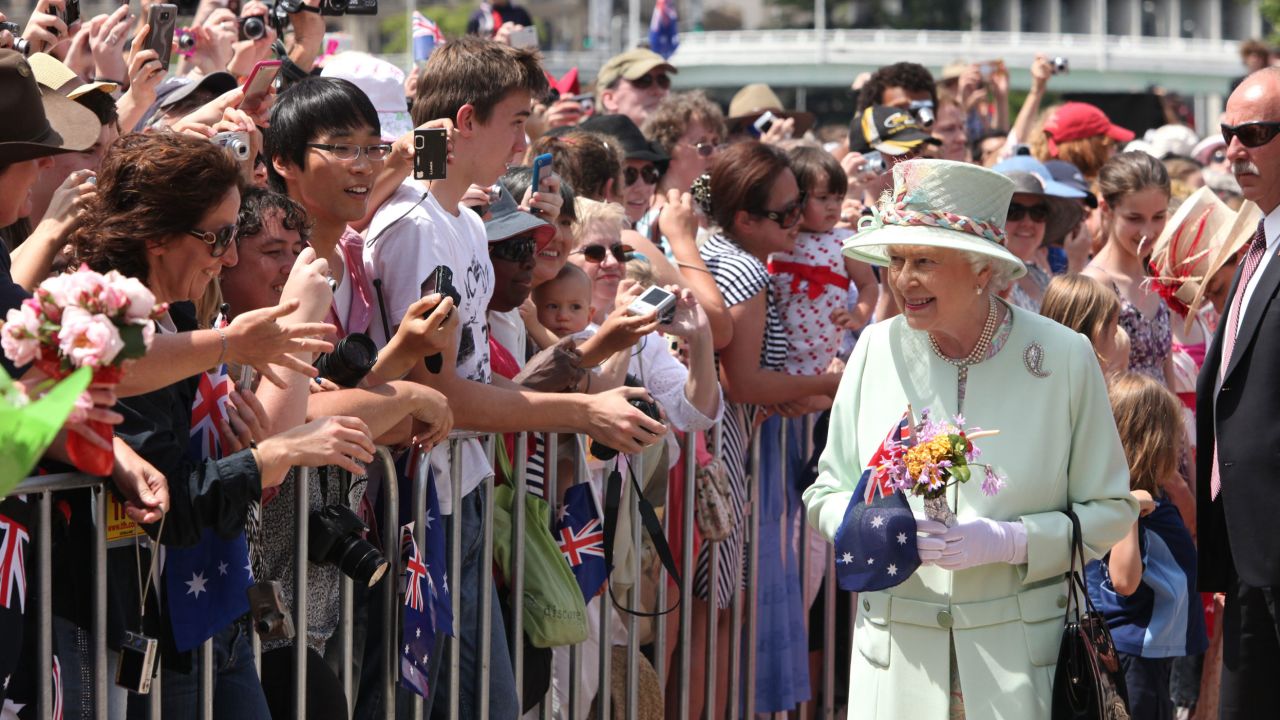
left=803, top=160, right=1137, bottom=719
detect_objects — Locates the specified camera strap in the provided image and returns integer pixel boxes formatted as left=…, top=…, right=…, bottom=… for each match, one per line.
left=132, top=514, right=166, bottom=621
left=601, top=457, right=681, bottom=618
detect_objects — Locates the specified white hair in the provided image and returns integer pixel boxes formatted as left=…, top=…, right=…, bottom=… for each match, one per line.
left=960, top=250, right=1020, bottom=295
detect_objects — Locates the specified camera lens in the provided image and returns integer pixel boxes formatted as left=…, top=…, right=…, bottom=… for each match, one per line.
left=313, top=333, right=378, bottom=388
left=321, top=0, right=350, bottom=13
left=177, top=31, right=196, bottom=51
left=241, top=16, right=266, bottom=41
left=308, top=506, right=388, bottom=587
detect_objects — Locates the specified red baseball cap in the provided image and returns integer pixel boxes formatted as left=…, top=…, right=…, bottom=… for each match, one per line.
left=1043, top=102, right=1134, bottom=156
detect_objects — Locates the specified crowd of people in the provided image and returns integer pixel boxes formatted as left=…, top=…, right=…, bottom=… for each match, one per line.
left=0, top=1, right=1277, bottom=718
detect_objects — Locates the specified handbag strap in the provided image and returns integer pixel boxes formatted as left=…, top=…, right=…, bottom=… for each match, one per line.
left=602, top=461, right=683, bottom=618
left=1062, top=508, right=1102, bottom=620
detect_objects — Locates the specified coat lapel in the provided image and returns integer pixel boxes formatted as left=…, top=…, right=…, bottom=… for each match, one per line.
left=1224, top=246, right=1280, bottom=381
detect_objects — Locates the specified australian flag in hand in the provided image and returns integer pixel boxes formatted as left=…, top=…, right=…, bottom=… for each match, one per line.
left=833, top=410, right=921, bottom=593
left=165, top=363, right=253, bottom=652
left=399, top=525, right=435, bottom=698
left=648, top=0, right=678, bottom=60
left=412, top=12, right=444, bottom=63
left=554, top=484, right=607, bottom=601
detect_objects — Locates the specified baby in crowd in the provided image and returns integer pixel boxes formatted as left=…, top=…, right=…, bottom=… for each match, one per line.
left=532, top=263, right=596, bottom=341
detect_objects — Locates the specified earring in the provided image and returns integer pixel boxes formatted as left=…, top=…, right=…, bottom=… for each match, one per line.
left=975, top=286, right=982, bottom=295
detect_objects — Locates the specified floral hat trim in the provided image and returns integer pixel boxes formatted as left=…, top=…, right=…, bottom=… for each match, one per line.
left=857, top=197, right=1008, bottom=249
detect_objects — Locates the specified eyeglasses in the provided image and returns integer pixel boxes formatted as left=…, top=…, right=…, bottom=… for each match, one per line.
left=1220, top=121, right=1280, bottom=149
left=306, top=142, right=393, bottom=161
left=572, top=242, right=632, bottom=263
left=624, top=164, right=661, bottom=187
left=1006, top=203, right=1049, bottom=223
left=751, top=191, right=807, bottom=229
left=627, top=72, right=671, bottom=91
left=187, top=224, right=238, bottom=258
left=685, top=141, right=720, bottom=158
left=489, top=235, right=537, bottom=263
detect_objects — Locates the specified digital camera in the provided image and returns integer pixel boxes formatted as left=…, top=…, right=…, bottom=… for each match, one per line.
left=309, top=504, right=388, bottom=587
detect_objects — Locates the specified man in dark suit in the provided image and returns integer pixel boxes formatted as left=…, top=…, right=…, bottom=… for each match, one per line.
left=1197, top=66, right=1280, bottom=717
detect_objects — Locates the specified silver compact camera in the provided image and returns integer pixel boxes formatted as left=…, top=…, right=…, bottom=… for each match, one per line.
left=115, top=631, right=158, bottom=694
left=1051, top=57, right=1069, bottom=74
left=211, top=131, right=251, bottom=162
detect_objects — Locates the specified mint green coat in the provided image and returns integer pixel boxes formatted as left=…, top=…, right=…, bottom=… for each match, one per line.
left=804, top=305, right=1138, bottom=720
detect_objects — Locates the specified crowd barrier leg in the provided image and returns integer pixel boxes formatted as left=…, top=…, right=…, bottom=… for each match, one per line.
left=411, top=448, right=430, bottom=720
left=653, top=449, right=669, bottom=692
left=540, top=432, right=560, bottom=720
left=447, top=439, right=463, bottom=720
left=149, top=543, right=162, bottom=719
left=567, top=443, right=584, bottom=719
left=706, top=423, right=723, bottom=720
left=339, top=575, right=353, bottom=717
left=479, top=437, right=496, bottom=720
left=511, top=433, right=529, bottom=709
left=252, top=620, right=262, bottom=677
left=822, top=550, right=836, bottom=718
left=37, top=490, right=53, bottom=718
left=93, top=485, right=109, bottom=720
left=625, top=452, right=643, bottom=720
left=293, top=466, right=310, bottom=720
left=378, top=447, right=400, bottom=720
left=200, top=639, right=214, bottom=719
left=596, top=549, right=610, bottom=720
left=676, top=431, right=696, bottom=720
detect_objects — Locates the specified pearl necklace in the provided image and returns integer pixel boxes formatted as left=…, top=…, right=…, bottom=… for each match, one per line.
left=927, top=294, right=1001, bottom=414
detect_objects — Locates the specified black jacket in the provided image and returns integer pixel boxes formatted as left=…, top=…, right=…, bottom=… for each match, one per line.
left=1195, top=226, right=1280, bottom=592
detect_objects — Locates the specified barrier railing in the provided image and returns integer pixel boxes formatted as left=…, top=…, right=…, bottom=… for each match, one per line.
left=10, top=415, right=853, bottom=719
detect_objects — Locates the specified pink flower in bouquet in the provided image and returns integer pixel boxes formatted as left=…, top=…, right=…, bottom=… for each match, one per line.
left=112, top=273, right=160, bottom=322
left=57, top=307, right=125, bottom=368
left=0, top=303, right=43, bottom=366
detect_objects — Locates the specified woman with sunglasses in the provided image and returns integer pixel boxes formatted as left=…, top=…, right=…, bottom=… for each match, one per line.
left=1083, top=151, right=1175, bottom=385
left=690, top=140, right=842, bottom=718
left=70, top=132, right=375, bottom=720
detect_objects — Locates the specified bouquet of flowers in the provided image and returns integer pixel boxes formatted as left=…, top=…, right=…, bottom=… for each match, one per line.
left=878, top=409, right=1006, bottom=527
left=0, top=265, right=166, bottom=476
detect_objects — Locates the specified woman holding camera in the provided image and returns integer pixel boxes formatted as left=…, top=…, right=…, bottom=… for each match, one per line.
left=70, top=132, right=374, bottom=720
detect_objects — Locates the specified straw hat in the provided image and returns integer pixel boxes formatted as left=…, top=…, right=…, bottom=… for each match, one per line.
left=843, top=159, right=1026, bottom=280
left=726, top=83, right=815, bottom=136
left=1149, top=187, right=1235, bottom=320
left=27, top=52, right=118, bottom=100
left=1184, top=199, right=1264, bottom=326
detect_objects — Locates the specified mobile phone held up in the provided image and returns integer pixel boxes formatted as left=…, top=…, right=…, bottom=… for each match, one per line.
left=628, top=285, right=677, bottom=325
left=750, top=110, right=776, bottom=138
left=530, top=152, right=553, bottom=193
left=413, top=127, right=448, bottom=181
left=508, top=25, right=538, bottom=49
left=240, top=59, right=281, bottom=110
left=420, top=266, right=461, bottom=373
left=145, top=4, right=178, bottom=68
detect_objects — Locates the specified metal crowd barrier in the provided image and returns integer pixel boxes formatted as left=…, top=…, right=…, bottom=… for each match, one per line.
left=12, top=414, right=855, bottom=720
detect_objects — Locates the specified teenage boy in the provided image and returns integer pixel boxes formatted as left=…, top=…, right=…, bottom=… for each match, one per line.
left=363, top=36, right=665, bottom=718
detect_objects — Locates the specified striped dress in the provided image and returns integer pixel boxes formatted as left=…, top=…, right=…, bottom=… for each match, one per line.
left=695, top=234, right=788, bottom=608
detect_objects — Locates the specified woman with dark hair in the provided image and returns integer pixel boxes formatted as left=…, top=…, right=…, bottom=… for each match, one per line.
left=70, top=131, right=375, bottom=720
left=693, top=140, right=842, bottom=716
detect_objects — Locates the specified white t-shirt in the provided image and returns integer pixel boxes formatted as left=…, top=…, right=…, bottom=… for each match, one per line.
left=363, top=179, right=495, bottom=514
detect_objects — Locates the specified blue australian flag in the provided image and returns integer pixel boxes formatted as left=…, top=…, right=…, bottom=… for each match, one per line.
left=399, top=526, right=434, bottom=698
left=648, top=0, right=678, bottom=60
left=832, top=411, right=921, bottom=593
left=412, top=11, right=444, bottom=63
left=554, top=483, right=608, bottom=601
left=165, top=363, right=254, bottom=652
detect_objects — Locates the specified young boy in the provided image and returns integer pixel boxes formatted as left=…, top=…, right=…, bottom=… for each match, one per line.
left=361, top=35, right=665, bottom=719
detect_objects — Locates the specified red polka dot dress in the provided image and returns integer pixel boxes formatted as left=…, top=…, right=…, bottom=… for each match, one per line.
left=768, top=228, right=853, bottom=376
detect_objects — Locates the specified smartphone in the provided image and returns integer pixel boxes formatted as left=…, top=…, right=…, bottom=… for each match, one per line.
left=628, top=285, right=677, bottom=325
left=529, top=152, right=553, bottom=193
left=508, top=25, right=538, bottom=49
left=236, top=364, right=258, bottom=393
left=420, top=266, right=460, bottom=373
left=61, top=0, right=81, bottom=27
left=413, top=127, right=448, bottom=181
left=751, top=110, right=776, bottom=138
left=240, top=59, right=281, bottom=110
left=569, top=93, right=594, bottom=114
left=145, top=4, right=178, bottom=68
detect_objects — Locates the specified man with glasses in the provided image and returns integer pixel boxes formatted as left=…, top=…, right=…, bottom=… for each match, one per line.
left=1197, top=66, right=1280, bottom=720
left=595, top=48, right=677, bottom=128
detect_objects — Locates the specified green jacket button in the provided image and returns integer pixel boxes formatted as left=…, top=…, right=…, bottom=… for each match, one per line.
left=937, top=610, right=953, bottom=629
left=1057, top=595, right=1069, bottom=609
left=862, top=598, right=871, bottom=612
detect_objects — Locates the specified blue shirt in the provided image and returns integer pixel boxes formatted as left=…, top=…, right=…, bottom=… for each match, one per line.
left=1085, top=497, right=1207, bottom=658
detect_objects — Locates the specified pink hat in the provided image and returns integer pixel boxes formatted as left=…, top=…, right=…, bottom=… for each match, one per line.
left=1043, top=102, right=1135, bottom=156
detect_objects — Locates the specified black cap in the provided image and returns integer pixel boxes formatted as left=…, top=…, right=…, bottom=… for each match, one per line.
left=579, top=113, right=669, bottom=170
left=848, top=105, right=941, bottom=156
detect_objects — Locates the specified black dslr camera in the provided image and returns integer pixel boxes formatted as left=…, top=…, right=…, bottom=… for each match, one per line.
left=309, top=505, right=389, bottom=587
left=590, top=375, right=663, bottom=461
left=318, top=0, right=377, bottom=15
left=313, top=332, right=378, bottom=388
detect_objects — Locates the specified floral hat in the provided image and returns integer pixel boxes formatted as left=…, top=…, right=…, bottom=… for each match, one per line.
left=843, top=159, right=1027, bottom=280
left=1184, top=198, right=1264, bottom=325
left=1149, top=186, right=1237, bottom=318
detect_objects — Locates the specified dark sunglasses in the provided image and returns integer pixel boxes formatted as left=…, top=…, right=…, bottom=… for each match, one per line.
left=1007, top=203, right=1049, bottom=223
left=752, top=191, right=807, bottom=229
left=624, top=164, right=661, bottom=187
left=187, top=224, right=238, bottom=258
left=489, top=235, right=537, bottom=263
left=573, top=242, right=632, bottom=263
left=628, top=72, right=671, bottom=91
left=1221, top=121, right=1280, bottom=148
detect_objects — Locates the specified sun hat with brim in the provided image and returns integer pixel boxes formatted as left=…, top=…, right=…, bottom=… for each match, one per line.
left=322, top=52, right=413, bottom=142
left=579, top=113, right=669, bottom=170
left=848, top=105, right=941, bottom=157
left=995, top=156, right=1087, bottom=245
left=596, top=48, right=676, bottom=91
left=993, top=156, right=1086, bottom=200
left=1149, top=186, right=1234, bottom=318
left=1182, top=197, right=1263, bottom=331
left=28, top=52, right=118, bottom=100
left=1043, top=102, right=1134, bottom=157
left=157, top=71, right=239, bottom=110
left=726, top=83, right=816, bottom=136
left=1192, top=135, right=1226, bottom=165
left=1044, top=159, right=1097, bottom=208
left=843, top=159, right=1027, bottom=280
left=0, top=50, right=99, bottom=165
left=484, top=185, right=556, bottom=248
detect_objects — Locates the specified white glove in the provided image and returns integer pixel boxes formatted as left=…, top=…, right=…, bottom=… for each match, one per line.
left=917, top=516, right=1028, bottom=571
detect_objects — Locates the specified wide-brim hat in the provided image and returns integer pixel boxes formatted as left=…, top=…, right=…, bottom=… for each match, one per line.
left=0, top=50, right=99, bottom=165
left=994, top=156, right=1087, bottom=246
left=28, top=52, right=118, bottom=100
left=844, top=159, right=1027, bottom=280
left=321, top=52, right=413, bottom=142
left=726, top=83, right=816, bottom=136
left=1149, top=187, right=1234, bottom=318
left=484, top=185, right=555, bottom=248
left=1192, top=134, right=1226, bottom=165
left=1185, top=199, right=1264, bottom=327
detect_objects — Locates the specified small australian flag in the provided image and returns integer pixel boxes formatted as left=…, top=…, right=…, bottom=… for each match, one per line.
left=832, top=411, right=921, bottom=593
left=554, top=484, right=608, bottom=601
left=399, top=525, right=434, bottom=698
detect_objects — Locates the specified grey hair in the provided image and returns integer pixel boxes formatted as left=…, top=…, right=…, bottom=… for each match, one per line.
left=960, top=250, right=1020, bottom=294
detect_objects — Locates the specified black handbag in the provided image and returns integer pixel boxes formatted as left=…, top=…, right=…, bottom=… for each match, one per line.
left=1051, top=509, right=1131, bottom=720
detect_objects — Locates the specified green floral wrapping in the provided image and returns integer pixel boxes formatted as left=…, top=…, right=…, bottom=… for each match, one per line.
left=0, top=366, right=92, bottom=496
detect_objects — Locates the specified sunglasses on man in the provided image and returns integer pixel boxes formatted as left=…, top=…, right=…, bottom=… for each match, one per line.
left=624, top=164, right=661, bottom=187
left=628, top=72, right=671, bottom=91
left=1006, top=202, right=1049, bottom=223
left=751, top=191, right=807, bottom=230
left=189, top=224, right=239, bottom=258
left=572, top=242, right=633, bottom=264
left=489, top=235, right=537, bottom=263
left=1221, top=121, right=1280, bottom=149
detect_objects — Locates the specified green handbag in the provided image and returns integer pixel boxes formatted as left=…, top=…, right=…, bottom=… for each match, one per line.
left=492, top=483, right=590, bottom=648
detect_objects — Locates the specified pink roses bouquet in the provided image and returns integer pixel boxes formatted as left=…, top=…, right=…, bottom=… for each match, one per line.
left=0, top=265, right=166, bottom=475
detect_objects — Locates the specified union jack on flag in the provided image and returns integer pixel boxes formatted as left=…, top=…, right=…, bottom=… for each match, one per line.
left=0, top=511, right=29, bottom=614
left=401, top=528, right=428, bottom=614
left=554, top=484, right=608, bottom=600
left=864, top=410, right=913, bottom=502
left=412, top=11, right=444, bottom=62
left=188, top=364, right=232, bottom=460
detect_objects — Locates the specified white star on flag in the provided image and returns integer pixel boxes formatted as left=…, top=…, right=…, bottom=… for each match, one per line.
left=887, top=564, right=898, bottom=576
left=867, top=557, right=875, bottom=565
left=840, top=552, right=853, bottom=565
left=556, top=503, right=571, bottom=524
left=870, top=515, right=885, bottom=529
left=424, top=510, right=434, bottom=531
left=416, top=627, right=422, bottom=638
left=217, top=561, right=229, bottom=576
left=2, top=698, right=25, bottom=719
left=422, top=653, right=429, bottom=664
left=185, top=571, right=208, bottom=598
left=404, top=644, right=410, bottom=654
left=897, top=532, right=908, bottom=545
